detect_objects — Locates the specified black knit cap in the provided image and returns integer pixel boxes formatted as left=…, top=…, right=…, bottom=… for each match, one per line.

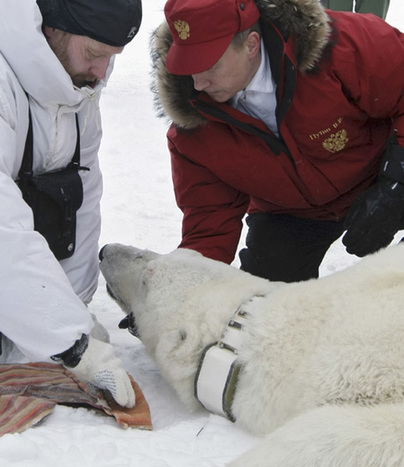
left=37, top=0, right=142, bottom=47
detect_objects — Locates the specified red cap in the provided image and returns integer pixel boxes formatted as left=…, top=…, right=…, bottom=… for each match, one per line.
left=164, top=0, right=261, bottom=75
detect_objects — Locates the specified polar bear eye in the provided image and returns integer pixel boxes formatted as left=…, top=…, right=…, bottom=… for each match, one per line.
left=180, top=330, right=187, bottom=341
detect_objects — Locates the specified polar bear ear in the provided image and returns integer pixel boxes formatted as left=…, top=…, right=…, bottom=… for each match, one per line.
left=140, top=261, right=160, bottom=290
left=143, top=262, right=157, bottom=281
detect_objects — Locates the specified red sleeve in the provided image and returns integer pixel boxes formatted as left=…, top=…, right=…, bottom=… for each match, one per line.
left=168, top=135, right=249, bottom=264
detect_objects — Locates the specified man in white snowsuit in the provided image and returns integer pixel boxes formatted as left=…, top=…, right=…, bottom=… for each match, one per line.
left=0, top=0, right=142, bottom=408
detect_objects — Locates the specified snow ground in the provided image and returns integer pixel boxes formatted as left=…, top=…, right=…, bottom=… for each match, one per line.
left=1, top=1, right=403, bottom=466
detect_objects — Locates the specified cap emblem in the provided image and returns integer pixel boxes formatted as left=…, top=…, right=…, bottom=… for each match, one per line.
left=174, top=20, right=190, bottom=40
left=127, top=26, right=139, bottom=39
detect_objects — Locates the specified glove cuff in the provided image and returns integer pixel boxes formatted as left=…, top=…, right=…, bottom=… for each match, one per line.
left=51, top=334, right=89, bottom=368
left=380, top=132, right=404, bottom=185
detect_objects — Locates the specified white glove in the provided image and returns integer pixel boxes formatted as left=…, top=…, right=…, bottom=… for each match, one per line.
left=64, top=336, right=136, bottom=408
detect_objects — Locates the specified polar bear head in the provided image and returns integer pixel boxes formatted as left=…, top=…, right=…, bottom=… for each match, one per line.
left=99, top=243, right=159, bottom=315
left=99, top=243, right=275, bottom=409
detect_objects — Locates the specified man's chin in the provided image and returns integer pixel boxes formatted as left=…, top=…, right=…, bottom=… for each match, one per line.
left=206, top=91, right=228, bottom=103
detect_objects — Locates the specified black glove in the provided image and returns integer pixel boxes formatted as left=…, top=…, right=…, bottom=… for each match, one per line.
left=342, top=133, right=404, bottom=257
left=342, top=180, right=404, bottom=257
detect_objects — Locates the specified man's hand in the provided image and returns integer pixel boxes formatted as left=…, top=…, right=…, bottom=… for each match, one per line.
left=342, top=180, right=404, bottom=257
left=53, top=335, right=135, bottom=408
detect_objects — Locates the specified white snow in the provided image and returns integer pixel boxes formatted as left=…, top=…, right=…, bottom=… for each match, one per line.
left=1, top=1, right=403, bottom=465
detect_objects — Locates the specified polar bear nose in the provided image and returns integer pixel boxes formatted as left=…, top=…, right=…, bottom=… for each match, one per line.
left=99, top=244, right=108, bottom=261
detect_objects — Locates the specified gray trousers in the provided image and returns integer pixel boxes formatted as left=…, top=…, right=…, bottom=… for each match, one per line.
left=320, top=0, right=390, bottom=19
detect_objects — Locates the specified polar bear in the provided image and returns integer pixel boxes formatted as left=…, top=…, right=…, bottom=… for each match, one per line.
left=99, top=243, right=404, bottom=467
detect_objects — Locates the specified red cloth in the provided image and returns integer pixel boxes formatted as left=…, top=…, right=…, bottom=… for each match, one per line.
left=0, top=362, right=152, bottom=436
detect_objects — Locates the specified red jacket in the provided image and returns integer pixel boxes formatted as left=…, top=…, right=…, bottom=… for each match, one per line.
left=152, top=3, right=404, bottom=264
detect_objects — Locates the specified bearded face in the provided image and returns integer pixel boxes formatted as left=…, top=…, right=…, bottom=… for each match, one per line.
left=45, top=27, right=123, bottom=88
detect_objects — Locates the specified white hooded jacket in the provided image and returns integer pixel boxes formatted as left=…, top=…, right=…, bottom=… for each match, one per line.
left=0, top=0, right=112, bottom=361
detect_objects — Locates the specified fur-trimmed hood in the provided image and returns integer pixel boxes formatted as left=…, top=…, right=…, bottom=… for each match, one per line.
left=150, top=0, right=331, bottom=130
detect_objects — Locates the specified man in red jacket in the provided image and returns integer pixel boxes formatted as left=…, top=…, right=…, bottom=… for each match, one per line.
left=151, top=0, right=404, bottom=282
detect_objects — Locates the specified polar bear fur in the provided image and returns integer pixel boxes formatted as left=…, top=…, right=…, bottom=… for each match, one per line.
left=99, top=243, right=404, bottom=467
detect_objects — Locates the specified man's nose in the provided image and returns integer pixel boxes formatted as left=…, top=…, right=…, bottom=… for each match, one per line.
left=192, top=72, right=209, bottom=91
left=90, top=58, right=110, bottom=80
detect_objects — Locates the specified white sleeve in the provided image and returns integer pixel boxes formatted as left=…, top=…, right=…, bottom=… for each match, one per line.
left=0, top=91, right=93, bottom=363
